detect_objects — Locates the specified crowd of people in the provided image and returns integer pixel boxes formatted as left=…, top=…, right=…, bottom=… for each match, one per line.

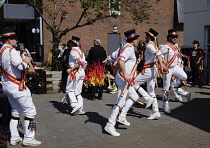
left=0, top=26, right=207, bottom=147
left=57, top=28, right=206, bottom=137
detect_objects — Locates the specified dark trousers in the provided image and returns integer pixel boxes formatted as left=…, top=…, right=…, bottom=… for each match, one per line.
left=91, top=85, right=103, bottom=98
left=191, top=64, right=202, bottom=87
left=60, top=68, right=68, bottom=93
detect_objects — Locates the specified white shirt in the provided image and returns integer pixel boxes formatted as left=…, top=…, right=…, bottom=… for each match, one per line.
left=0, top=44, right=27, bottom=82
left=117, top=43, right=136, bottom=75
left=144, top=41, right=161, bottom=65
left=160, top=42, right=181, bottom=68
left=68, top=47, right=86, bottom=69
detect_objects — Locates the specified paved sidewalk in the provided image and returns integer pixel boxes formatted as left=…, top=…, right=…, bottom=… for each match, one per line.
left=3, top=85, right=210, bottom=148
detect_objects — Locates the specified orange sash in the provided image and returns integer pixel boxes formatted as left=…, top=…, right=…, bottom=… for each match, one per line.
left=141, top=63, right=155, bottom=74
left=69, top=48, right=84, bottom=81
left=69, top=69, right=78, bottom=82
left=113, top=44, right=132, bottom=67
left=0, top=46, right=12, bottom=58
left=165, top=43, right=180, bottom=68
left=119, top=71, right=135, bottom=86
left=0, top=46, right=26, bottom=90
left=0, top=66, right=26, bottom=90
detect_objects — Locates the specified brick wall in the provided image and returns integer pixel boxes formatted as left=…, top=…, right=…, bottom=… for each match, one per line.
left=43, top=0, right=182, bottom=61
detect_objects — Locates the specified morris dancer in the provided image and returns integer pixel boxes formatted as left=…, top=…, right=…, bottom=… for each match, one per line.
left=119, top=28, right=168, bottom=121
left=160, top=29, right=191, bottom=114
left=170, top=56, right=191, bottom=102
left=0, top=27, right=41, bottom=146
left=170, top=76, right=191, bottom=102
left=104, top=29, right=141, bottom=136
left=65, top=36, right=87, bottom=115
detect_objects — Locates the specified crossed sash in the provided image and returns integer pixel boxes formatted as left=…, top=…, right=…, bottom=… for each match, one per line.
left=69, top=48, right=84, bottom=81
left=165, top=43, right=181, bottom=68
left=0, top=46, right=26, bottom=90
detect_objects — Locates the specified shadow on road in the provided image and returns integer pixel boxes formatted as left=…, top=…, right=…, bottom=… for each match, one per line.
left=49, top=101, right=72, bottom=115
left=85, top=112, right=107, bottom=127
left=166, top=97, right=210, bottom=133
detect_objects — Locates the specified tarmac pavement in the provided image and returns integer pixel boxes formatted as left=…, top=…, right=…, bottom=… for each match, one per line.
left=3, top=85, right=210, bottom=148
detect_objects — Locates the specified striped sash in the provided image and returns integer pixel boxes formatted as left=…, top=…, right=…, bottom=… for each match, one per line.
left=0, top=46, right=26, bottom=90
left=0, top=66, right=26, bottom=90
left=141, top=62, right=155, bottom=74
left=165, top=43, right=180, bottom=68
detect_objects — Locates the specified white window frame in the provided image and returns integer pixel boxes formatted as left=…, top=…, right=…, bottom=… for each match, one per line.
left=109, top=0, right=121, bottom=16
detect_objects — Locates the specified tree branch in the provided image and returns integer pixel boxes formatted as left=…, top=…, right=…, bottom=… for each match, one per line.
left=59, top=15, right=113, bottom=38
left=75, top=8, right=87, bottom=27
left=27, top=0, right=52, bottom=30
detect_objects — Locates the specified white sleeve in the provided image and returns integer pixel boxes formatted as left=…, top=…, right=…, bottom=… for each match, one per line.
left=119, top=47, right=132, bottom=61
left=10, top=49, right=27, bottom=71
left=147, top=44, right=161, bottom=56
left=70, top=48, right=80, bottom=61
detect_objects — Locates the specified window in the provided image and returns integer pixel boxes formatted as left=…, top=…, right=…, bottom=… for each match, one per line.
left=206, top=26, right=210, bottom=49
left=208, top=0, right=210, bottom=6
left=109, top=0, right=120, bottom=15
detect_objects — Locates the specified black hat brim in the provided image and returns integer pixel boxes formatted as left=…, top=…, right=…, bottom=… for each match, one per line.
left=126, top=35, right=139, bottom=42
left=167, top=35, right=179, bottom=38
left=145, top=32, right=155, bottom=38
left=0, top=34, right=16, bottom=39
left=69, top=40, right=79, bottom=45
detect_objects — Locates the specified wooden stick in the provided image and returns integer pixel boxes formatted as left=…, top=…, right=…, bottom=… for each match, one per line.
left=119, top=56, right=141, bottom=99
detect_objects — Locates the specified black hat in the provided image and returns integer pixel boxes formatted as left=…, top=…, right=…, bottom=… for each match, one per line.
left=193, top=40, right=199, bottom=44
left=145, top=28, right=158, bottom=38
left=69, top=36, right=80, bottom=45
left=167, top=29, right=179, bottom=37
left=0, top=27, right=16, bottom=39
left=124, top=29, right=139, bottom=42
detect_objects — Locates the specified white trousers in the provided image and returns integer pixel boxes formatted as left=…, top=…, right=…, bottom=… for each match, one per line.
left=170, top=79, right=188, bottom=97
left=3, top=83, right=36, bottom=141
left=119, top=66, right=159, bottom=120
left=106, top=73, right=139, bottom=127
left=66, top=69, right=85, bottom=108
left=162, top=65, right=187, bottom=101
left=133, top=66, right=159, bottom=112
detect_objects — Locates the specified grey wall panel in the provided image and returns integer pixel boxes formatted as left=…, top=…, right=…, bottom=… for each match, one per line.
left=3, top=4, right=34, bottom=19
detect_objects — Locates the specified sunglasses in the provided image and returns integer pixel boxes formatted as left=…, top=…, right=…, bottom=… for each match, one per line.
left=172, top=36, right=178, bottom=39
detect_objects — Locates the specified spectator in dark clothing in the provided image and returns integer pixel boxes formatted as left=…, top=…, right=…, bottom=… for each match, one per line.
left=189, top=40, right=207, bottom=88
left=59, top=41, right=73, bottom=93
left=136, top=40, right=146, bottom=72
left=86, top=38, right=107, bottom=100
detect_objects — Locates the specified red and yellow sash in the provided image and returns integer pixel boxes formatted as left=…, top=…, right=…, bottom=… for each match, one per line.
left=69, top=48, right=84, bottom=81
left=119, top=71, right=135, bottom=86
left=0, top=66, right=26, bottom=90
left=0, top=46, right=26, bottom=90
left=71, top=48, right=84, bottom=59
left=0, top=46, right=12, bottom=58
left=141, top=62, right=155, bottom=74
left=69, top=69, right=78, bottom=82
left=113, top=44, right=132, bottom=67
left=165, top=43, right=180, bottom=68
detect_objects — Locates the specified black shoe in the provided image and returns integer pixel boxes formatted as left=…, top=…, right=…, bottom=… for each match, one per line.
left=91, top=97, right=96, bottom=101
left=98, top=97, right=103, bottom=100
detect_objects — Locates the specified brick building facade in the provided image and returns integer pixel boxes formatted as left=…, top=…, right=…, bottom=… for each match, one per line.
left=43, top=0, right=183, bottom=61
